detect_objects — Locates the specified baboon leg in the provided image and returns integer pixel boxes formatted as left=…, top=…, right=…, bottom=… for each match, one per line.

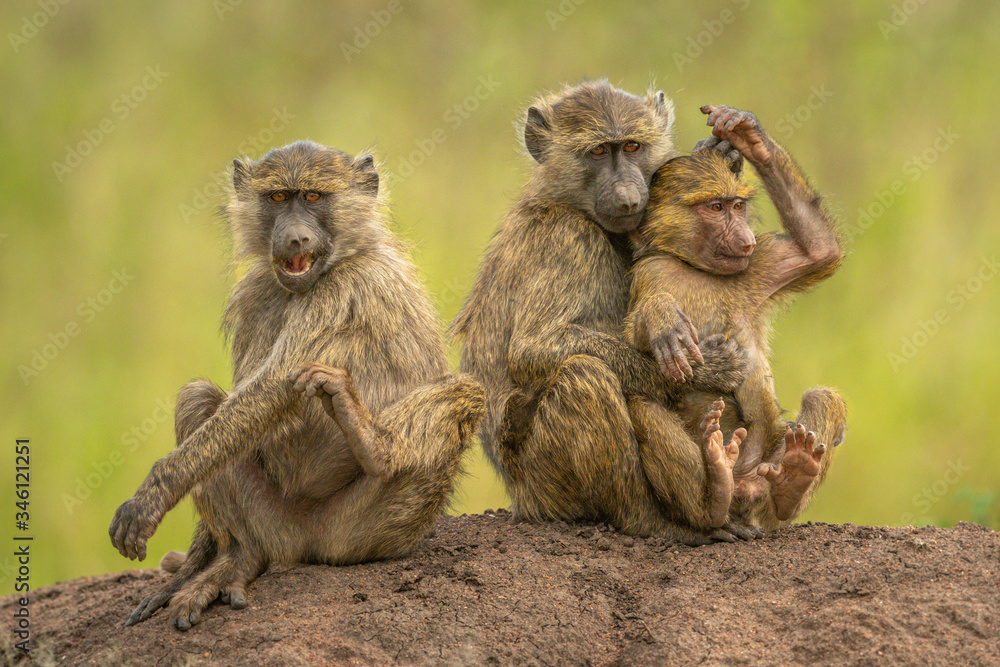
left=756, top=386, right=846, bottom=530
left=175, top=379, right=227, bottom=445
left=729, top=391, right=789, bottom=516
left=630, top=397, right=744, bottom=530
left=498, top=354, right=725, bottom=544
left=126, top=522, right=217, bottom=626
left=292, top=367, right=487, bottom=563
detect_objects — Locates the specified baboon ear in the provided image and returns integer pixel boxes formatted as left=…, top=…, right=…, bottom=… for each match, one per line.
left=524, top=106, right=551, bottom=163
left=232, top=159, right=251, bottom=191
left=649, top=90, right=676, bottom=134
left=353, top=154, right=379, bottom=195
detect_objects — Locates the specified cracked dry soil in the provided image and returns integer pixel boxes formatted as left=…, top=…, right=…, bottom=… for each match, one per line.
left=3, top=514, right=998, bottom=666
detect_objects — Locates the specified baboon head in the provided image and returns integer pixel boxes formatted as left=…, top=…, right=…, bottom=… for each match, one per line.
left=230, top=140, right=381, bottom=293
left=523, top=80, right=675, bottom=233
left=639, top=151, right=757, bottom=275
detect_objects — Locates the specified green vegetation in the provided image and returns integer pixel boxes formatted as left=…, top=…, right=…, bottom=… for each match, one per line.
left=1, top=1, right=998, bottom=589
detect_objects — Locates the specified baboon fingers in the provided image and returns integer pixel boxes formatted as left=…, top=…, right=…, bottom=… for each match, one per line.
left=709, top=527, right=738, bottom=543
left=666, top=336, right=693, bottom=381
left=680, top=329, right=704, bottom=366
left=758, top=462, right=780, bottom=482
left=652, top=346, right=671, bottom=379
left=811, top=440, right=827, bottom=462
left=722, top=521, right=759, bottom=541
left=221, top=584, right=248, bottom=609
left=125, top=592, right=171, bottom=626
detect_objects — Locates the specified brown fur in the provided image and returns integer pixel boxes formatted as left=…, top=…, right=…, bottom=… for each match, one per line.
left=110, top=140, right=485, bottom=630
left=626, top=108, right=847, bottom=531
left=454, top=82, right=748, bottom=545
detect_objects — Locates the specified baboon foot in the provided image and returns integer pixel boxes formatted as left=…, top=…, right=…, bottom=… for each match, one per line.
left=701, top=398, right=745, bottom=527
left=169, top=581, right=221, bottom=631
left=758, top=423, right=826, bottom=521
left=126, top=588, right=173, bottom=627
left=731, top=426, right=772, bottom=505
left=220, top=582, right=249, bottom=610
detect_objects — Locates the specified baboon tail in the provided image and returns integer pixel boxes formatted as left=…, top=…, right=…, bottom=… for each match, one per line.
left=159, top=550, right=187, bottom=574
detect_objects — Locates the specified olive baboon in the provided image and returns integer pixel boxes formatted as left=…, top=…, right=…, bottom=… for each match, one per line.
left=626, top=105, right=847, bottom=531
left=454, top=81, right=749, bottom=544
left=109, top=141, right=485, bottom=630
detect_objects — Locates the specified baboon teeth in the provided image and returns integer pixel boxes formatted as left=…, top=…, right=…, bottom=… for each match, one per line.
left=282, top=253, right=314, bottom=275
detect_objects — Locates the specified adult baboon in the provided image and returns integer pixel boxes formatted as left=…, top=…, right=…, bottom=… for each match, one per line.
left=454, top=82, right=748, bottom=544
left=627, top=105, right=847, bottom=531
left=109, top=141, right=485, bottom=630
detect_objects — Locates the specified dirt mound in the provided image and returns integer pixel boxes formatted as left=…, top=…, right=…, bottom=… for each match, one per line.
left=3, top=514, right=998, bottom=666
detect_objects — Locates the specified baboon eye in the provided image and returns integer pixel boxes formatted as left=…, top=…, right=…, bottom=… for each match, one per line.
left=590, top=145, right=608, bottom=156
left=270, top=191, right=288, bottom=203
left=304, top=191, right=321, bottom=202
left=710, top=202, right=723, bottom=212
left=623, top=141, right=640, bottom=153
left=733, top=200, right=744, bottom=210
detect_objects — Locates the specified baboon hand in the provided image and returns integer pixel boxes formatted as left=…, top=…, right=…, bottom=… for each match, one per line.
left=649, top=305, right=703, bottom=383
left=690, top=334, right=748, bottom=393
left=109, top=494, right=163, bottom=561
left=700, top=105, right=772, bottom=164
left=692, top=135, right=744, bottom=176
left=290, top=362, right=353, bottom=420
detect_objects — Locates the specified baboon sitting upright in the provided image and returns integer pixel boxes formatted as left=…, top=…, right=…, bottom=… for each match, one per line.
left=109, top=141, right=485, bottom=630
left=626, top=105, right=847, bottom=531
left=454, top=81, right=750, bottom=544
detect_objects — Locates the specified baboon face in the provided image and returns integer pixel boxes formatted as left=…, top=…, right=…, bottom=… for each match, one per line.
left=644, top=152, right=757, bottom=275
left=687, top=196, right=756, bottom=274
left=231, top=141, right=380, bottom=293
left=523, top=81, right=675, bottom=234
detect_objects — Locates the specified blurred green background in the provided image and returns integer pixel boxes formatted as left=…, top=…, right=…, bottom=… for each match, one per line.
left=2, top=1, right=998, bottom=591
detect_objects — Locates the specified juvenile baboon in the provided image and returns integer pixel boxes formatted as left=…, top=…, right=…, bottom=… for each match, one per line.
left=109, top=141, right=485, bottom=630
left=626, top=105, right=847, bottom=531
left=454, top=81, right=750, bottom=544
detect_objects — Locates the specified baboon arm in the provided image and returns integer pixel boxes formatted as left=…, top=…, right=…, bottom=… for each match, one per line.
left=110, top=373, right=293, bottom=560
left=140, top=374, right=293, bottom=512
left=747, top=140, right=842, bottom=303
left=509, top=322, right=671, bottom=403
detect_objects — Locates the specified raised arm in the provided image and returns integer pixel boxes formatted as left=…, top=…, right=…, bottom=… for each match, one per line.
left=701, top=104, right=843, bottom=300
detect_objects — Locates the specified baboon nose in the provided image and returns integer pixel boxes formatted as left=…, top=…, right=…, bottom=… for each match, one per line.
left=738, top=231, right=756, bottom=256
left=286, top=230, right=311, bottom=253
left=615, top=185, right=641, bottom=214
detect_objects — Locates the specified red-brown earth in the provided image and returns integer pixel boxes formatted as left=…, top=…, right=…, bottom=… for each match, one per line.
left=3, top=513, right=998, bottom=666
